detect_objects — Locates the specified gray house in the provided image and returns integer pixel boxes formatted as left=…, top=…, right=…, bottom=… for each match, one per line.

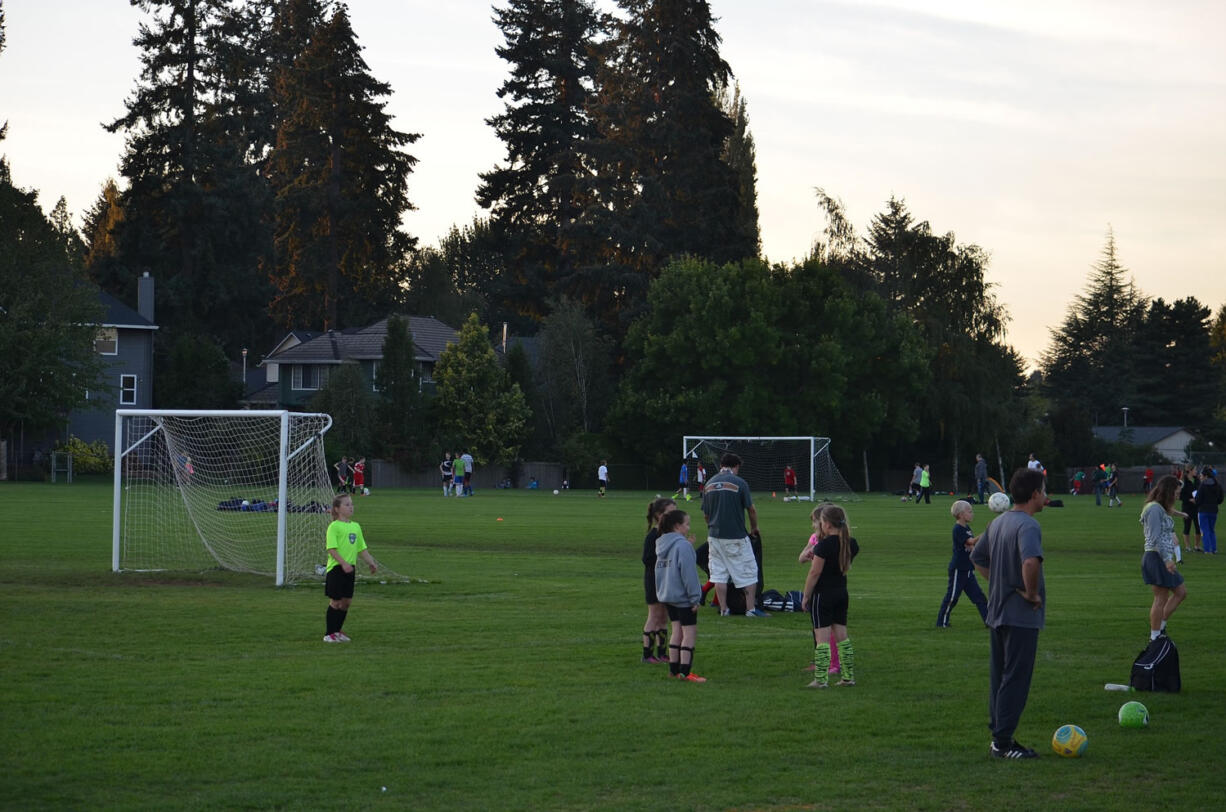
left=258, top=316, right=458, bottom=408
left=67, top=273, right=158, bottom=448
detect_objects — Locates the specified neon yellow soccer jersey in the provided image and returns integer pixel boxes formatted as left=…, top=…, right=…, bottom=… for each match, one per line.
left=325, top=520, right=367, bottom=572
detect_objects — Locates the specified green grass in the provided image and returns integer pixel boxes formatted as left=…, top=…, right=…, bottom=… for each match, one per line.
left=5, top=482, right=1226, bottom=810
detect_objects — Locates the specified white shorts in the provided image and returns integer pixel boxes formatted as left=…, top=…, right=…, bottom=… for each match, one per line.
left=707, top=536, right=758, bottom=588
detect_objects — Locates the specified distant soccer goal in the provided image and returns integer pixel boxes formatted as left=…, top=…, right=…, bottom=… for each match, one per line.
left=113, top=410, right=335, bottom=586
left=682, top=435, right=856, bottom=501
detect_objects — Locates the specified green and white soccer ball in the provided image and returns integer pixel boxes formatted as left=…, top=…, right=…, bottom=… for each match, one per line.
left=988, top=491, right=1011, bottom=513
left=1118, top=701, right=1149, bottom=728
left=363, top=487, right=370, bottom=496
left=1051, top=724, right=1088, bottom=757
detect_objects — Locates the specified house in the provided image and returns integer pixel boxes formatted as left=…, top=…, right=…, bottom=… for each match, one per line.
left=1092, top=426, right=1197, bottom=463
left=258, top=316, right=458, bottom=408
left=66, top=273, right=158, bottom=448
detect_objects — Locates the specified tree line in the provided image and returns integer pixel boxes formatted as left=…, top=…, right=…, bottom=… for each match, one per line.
left=4, top=0, right=1226, bottom=486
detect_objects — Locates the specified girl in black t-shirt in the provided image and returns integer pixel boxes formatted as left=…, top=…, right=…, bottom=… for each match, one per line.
left=801, top=504, right=860, bottom=688
left=639, top=497, right=676, bottom=663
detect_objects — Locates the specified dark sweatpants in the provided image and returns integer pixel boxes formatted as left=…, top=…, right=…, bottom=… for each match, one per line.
left=988, top=625, right=1039, bottom=745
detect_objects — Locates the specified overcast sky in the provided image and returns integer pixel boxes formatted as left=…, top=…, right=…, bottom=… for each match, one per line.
left=3, top=0, right=1224, bottom=367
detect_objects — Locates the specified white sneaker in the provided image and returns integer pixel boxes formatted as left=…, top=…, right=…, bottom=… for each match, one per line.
left=323, top=633, right=341, bottom=643
left=334, top=631, right=351, bottom=643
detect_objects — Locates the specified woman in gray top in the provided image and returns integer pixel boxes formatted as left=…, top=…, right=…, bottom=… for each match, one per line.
left=1140, top=475, right=1187, bottom=642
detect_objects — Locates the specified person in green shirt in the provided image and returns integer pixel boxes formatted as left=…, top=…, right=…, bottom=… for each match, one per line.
left=323, top=493, right=377, bottom=643
left=915, top=463, right=932, bottom=505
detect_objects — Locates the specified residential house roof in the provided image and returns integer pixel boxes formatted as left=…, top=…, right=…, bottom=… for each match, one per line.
left=99, top=290, right=158, bottom=331
left=261, top=316, right=457, bottom=366
left=1092, top=426, right=1189, bottom=445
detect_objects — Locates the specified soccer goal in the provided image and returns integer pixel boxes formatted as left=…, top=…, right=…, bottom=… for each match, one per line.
left=113, top=410, right=335, bottom=586
left=682, top=436, right=855, bottom=501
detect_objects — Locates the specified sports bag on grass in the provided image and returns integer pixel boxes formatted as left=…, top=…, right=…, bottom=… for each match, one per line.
left=1130, top=634, right=1180, bottom=693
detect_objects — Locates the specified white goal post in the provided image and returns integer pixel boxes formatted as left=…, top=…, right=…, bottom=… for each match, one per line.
left=682, top=435, right=855, bottom=501
left=113, top=410, right=334, bottom=586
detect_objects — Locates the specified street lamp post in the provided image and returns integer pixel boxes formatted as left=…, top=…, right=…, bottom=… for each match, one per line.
left=241, top=348, right=248, bottom=396
left=1122, top=406, right=1129, bottom=428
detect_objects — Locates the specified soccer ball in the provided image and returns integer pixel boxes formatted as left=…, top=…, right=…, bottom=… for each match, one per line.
left=1118, top=700, right=1149, bottom=728
left=988, top=491, right=1011, bottom=513
left=1051, top=724, right=1088, bottom=757
left=553, top=489, right=560, bottom=495
left=241, top=499, right=250, bottom=509
left=363, top=487, right=370, bottom=496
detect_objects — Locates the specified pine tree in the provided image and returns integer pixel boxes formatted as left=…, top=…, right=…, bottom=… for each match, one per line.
left=718, top=81, right=760, bottom=257
left=106, top=0, right=273, bottom=356
left=1042, top=227, right=1146, bottom=425
left=265, top=3, right=420, bottom=331
left=82, top=178, right=129, bottom=296
left=477, top=0, right=604, bottom=322
left=585, top=0, right=751, bottom=329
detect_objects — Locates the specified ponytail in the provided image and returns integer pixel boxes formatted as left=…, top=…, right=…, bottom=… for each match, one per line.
left=818, top=504, right=853, bottom=574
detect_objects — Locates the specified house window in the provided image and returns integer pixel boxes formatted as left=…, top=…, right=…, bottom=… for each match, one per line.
left=96, top=327, right=118, bottom=355
left=292, top=365, right=329, bottom=391
left=120, top=374, right=137, bottom=406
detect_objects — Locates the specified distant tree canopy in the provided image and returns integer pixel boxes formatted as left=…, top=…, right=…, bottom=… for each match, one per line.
left=0, top=136, right=106, bottom=437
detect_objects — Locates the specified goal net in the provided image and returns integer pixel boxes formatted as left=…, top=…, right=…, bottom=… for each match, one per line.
left=682, top=436, right=855, bottom=501
left=113, top=410, right=335, bottom=585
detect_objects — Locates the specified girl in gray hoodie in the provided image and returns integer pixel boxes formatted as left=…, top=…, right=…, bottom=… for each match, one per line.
left=655, top=509, right=706, bottom=682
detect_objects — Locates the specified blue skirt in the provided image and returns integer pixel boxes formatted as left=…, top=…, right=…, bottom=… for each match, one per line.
left=1141, top=550, right=1184, bottom=588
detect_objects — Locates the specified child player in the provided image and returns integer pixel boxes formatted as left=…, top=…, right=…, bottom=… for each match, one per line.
left=801, top=504, right=859, bottom=687
left=936, top=500, right=988, bottom=627
left=640, top=496, right=676, bottom=663
left=655, top=509, right=706, bottom=682
left=323, top=493, right=377, bottom=643
left=353, top=457, right=366, bottom=494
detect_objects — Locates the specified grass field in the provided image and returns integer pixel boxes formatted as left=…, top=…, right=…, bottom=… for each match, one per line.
left=6, top=481, right=1226, bottom=810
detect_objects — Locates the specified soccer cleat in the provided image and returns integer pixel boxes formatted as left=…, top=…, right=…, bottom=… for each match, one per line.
left=805, top=679, right=829, bottom=689
left=681, top=672, right=707, bottom=683
left=835, top=679, right=856, bottom=687
left=720, top=609, right=731, bottom=616
left=990, top=741, right=1039, bottom=759
left=334, top=631, right=351, bottom=643
left=323, top=633, right=341, bottom=643
left=641, top=655, right=665, bottom=664
left=745, top=608, right=771, bottom=618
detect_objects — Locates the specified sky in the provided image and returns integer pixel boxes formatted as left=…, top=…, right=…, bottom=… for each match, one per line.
left=3, top=0, right=1225, bottom=368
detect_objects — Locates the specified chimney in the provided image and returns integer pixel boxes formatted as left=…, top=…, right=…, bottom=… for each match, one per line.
left=137, top=272, right=155, bottom=323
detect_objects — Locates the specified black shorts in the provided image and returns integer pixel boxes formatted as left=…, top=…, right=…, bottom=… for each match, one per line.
left=644, top=569, right=659, bottom=605
left=809, top=588, right=849, bottom=628
left=666, top=604, right=698, bottom=625
left=325, top=565, right=356, bottom=599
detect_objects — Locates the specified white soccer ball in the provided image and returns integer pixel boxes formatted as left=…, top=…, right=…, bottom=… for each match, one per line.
left=988, top=491, right=1011, bottom=513
left=241, top=499, right=250, bottom=508
left=553, top=489, right=559, bottom=495
left=363, top=487, right=370, bottom=496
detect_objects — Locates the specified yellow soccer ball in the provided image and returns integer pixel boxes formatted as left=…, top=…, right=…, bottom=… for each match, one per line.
left=1051, top=724, right=1088, bottom=757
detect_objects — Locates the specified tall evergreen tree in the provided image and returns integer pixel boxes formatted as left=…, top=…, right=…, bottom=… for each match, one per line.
left=585, top=0, right=752, bottom=330
left=106, top=0, right=274, bottom=357
left=1129, top=297, right=1215, bottom=428
left=82, top=178, right=127, bottom=294
left=718, top=81, right=760, bottom=257
left=264, top=3, right=419, bottom=331
left=1042, top=227, right=1146, bottom=426
left=858, top=196, right=1022, bottom=478
left=477, top=0, right=603, bottom=323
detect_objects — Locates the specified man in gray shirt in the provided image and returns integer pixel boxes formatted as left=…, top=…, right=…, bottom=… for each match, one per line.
left=971, top=467, right=1046, bottom=759
left=701, top=453, right=767, bottom=617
